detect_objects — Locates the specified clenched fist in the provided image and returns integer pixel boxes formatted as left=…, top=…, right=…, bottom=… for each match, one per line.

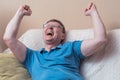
left=17, top=4, right=32, bottom=17
left=84, top=2, right=97, bottom=16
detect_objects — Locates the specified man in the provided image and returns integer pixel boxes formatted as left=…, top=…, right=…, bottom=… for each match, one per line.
left=3, top=2, right=107, bottom=80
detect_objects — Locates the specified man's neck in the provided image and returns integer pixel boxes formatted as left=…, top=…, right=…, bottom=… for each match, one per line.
left=45, top=43, right=59, bottom=51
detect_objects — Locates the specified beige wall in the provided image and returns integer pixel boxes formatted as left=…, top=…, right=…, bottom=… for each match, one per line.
left=0, top=0, right=120, bottom=52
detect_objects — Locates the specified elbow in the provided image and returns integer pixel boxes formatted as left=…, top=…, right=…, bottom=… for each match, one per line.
left=3, top=35, right=13, bottom=45
left=100, top=38, right=108, bottom=45
left=3, top=35, right=10, bottom=42
left=96, top=37, right=108, bottom=48
left=3, top=36, right=7, bottom=41
left=3, top=37, right=9, bottom=46
left=3, top=35, right=7, bottom=42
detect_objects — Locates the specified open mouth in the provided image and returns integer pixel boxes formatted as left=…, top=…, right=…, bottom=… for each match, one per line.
left=46, top=31, right=54, bottom=36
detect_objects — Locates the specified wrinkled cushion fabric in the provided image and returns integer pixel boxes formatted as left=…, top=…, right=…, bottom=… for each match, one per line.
left=0, top=54, right=31, bottom=80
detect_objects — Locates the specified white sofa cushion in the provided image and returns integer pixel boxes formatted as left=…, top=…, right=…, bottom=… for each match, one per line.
left=81, top=29, right=120, bottom=80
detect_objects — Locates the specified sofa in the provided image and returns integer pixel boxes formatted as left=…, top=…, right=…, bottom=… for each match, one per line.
left=0, top=29, right=120, bottom=80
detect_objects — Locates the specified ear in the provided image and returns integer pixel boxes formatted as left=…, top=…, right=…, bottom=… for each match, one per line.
left=60, top=33, right=66, bottom=43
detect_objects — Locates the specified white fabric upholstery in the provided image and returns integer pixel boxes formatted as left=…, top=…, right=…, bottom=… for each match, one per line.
left=81, top=29, right=120, bottom=80
left=19, top=29, right=94, bottom=50
left=4, top=29, right=120, bottom=80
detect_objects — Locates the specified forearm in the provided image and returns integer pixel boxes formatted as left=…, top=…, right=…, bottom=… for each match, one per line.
left=91, top=10, right=107, bottom=40
left=3, top=11, right=23, bottom=40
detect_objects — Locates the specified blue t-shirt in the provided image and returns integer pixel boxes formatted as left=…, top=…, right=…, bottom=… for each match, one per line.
left=23, top=41, right=85, bottom=80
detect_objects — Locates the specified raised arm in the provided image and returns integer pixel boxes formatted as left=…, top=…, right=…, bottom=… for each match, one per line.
left=81, top=2, right=108, bottom=57
left=3, top=4, right=32, bottom=62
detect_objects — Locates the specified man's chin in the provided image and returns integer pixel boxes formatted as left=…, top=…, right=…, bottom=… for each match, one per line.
left=45, top=39, right=54, bottom=44
left=45, top=35, right=54, bottom=39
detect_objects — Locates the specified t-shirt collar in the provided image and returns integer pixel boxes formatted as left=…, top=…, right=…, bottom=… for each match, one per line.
left=40, top=44, right=63, bottom=53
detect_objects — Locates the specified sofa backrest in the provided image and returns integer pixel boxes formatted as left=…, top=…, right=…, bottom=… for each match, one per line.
left=19, top=29, right=94, bottom=50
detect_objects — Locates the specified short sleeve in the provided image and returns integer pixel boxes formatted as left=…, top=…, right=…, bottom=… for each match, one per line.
left=22, top=48, right=34, bottom=73
left=73, top=41, right=85, bottom=60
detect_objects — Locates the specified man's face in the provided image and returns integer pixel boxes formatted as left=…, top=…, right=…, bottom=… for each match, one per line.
left=43, top=21, right=65, bottom=44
